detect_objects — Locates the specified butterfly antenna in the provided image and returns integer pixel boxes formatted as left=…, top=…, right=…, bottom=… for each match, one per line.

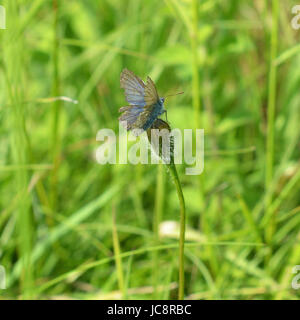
left=164, top=91, right=184, bottom=98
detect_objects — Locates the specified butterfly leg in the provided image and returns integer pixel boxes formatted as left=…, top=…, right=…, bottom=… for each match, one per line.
left=164, top=110, right=168, bottom=122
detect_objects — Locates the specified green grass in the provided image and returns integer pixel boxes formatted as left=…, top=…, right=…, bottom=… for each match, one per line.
left=0, top=0, right=300, bottom=300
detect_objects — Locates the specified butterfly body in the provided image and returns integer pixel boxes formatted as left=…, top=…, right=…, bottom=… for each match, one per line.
left=141, top=98, right=165, bottom=130
left=119, top=69, right=166, bottom=134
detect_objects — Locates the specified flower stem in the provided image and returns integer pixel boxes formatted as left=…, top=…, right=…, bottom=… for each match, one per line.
left=147, top=119, right=186, bottom=299
left=265, top=0, right=279, bottom=252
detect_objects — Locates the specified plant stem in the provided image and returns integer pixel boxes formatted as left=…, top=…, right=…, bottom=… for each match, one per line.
left=50, top=0, right=61, bottom=216
left=147, top=120, right=186, bottom=299
left=4, top=0, right=33, bottom=298
left=191, top=0, right=200, bottom=130
left=265, top=0, right=279, bottom=245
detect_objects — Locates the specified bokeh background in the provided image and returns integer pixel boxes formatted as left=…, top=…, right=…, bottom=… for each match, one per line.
left=1, top=0, right=300, bottom=299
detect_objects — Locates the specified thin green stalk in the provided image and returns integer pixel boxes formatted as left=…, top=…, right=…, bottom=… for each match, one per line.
left=50, top=0, right=61, bottom=215
left=237, top=194, right=263, bottom=244
left=190, top=0, right=216, bottom=276
left=4, top=0, right=34, bottom=298
left=265, top=0, right=279, bottom=246
left=147, top=120, right=186, bottom=300
left=262, top=167, right=300, bottom=227
left=191, top=0, right=200, bottom=130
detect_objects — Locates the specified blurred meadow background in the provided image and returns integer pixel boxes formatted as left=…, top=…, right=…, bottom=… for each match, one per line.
left=0, top=0, right=300, bottom=300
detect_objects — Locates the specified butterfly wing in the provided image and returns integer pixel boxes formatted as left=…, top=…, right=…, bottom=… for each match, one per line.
left=119, top=105, right=144, bottom=130
left=120, top=69, right=146, bottom=107
left=144, top=76, right=159, bottom=106
left=119, top=71, right=160, bottom=134
left=119, top=104, right=156, bottom=135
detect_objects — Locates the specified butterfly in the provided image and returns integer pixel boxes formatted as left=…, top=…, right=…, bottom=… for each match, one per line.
left=119, top=69, right=166, bottom=135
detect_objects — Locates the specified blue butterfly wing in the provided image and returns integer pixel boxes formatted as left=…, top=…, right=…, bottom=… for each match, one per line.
left=119, top=105, right=144, bottom=130
left=144, top=76, right=159, bottom=106
left=136, top=76, right=161, bottom=130
left=120, top=69, right=146, bottom=107
left=119, top=70, right=162, bottom=134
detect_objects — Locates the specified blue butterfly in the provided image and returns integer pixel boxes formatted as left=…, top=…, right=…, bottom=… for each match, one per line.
left=119, top=69, right=166, bottom=134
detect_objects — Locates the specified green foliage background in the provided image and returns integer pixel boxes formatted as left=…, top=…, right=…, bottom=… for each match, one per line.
left=0, top=0, right=300, bottom=299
